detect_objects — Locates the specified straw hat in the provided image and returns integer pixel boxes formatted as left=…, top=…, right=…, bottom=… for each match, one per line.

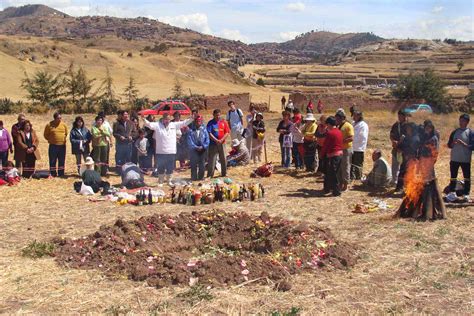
left=304, top=113, right=316, bottom=121
left=231, top=139, right=241, bottom=147
left=85, top=157, right=95, bottom=166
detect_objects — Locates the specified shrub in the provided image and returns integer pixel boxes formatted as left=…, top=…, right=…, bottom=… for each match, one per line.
left=256, top=78, right=265, bottom=86
left=0, top=98, right=15, bottom=114
left=21, top=240, right=55, bottom=259
left=133, top=97, right=148, bottom=112
left=49, top=98, right=70, bottom=113
left=391, top=69, right=453, bottom=113
left=27, top=103, right=49, bottom=114
left=99, top=98, right=118, bottom=115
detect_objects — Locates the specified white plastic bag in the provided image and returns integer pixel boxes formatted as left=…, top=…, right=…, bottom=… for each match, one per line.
left=79, top=182, right=95, bottom=195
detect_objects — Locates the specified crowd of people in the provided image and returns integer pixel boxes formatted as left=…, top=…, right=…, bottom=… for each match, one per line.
left=274, top=104, right=473, bottom=201
left=0, top=101, right=262, bottom=187
left=0, top=98, right=472, bottom=202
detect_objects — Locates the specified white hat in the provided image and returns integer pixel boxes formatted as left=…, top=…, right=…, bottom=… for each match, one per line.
left=304, top=113, right=316, bottom=121
left=231, top=139, right=241, bottom=147
left=85, top=157, right=95, bottom=166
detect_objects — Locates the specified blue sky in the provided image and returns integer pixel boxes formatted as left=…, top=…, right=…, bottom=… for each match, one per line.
left=1, top=0, right=472, bottom=43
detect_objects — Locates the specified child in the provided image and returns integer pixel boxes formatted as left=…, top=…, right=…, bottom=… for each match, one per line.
left=134, top=129, right=151, bottom=173
left=4, top=161, right=20, bottom=185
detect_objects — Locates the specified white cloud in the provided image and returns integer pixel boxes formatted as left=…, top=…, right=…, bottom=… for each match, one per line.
left=158, top=13, right=212, bottom=34
left=378, top=15, right=473, bottom=41
left=432, top=6, right=444, bottom=13
left=217, top=29, right=249, bottom=43
left=285, top=2, right=306, bottom=12
left=278, top=31, right=301, bottom=41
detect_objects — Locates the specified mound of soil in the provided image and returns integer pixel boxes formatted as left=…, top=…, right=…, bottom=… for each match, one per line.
left=53, top=210, right=356, bottom=288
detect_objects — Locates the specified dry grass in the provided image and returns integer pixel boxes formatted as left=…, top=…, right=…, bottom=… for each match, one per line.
left=0, top=35, right=282, bottom=105
left=0, top=111, right=472, bottom=314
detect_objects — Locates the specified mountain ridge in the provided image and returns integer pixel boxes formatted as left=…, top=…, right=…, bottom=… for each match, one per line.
left=0, top=4, right=385, bottom=64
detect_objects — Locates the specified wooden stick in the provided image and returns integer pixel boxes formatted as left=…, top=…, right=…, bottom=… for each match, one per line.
left=433, top=178, right=447, bottom=219
left=264, top=139, right=268, bottom=164
left=424, top=185, right=434, bottom=220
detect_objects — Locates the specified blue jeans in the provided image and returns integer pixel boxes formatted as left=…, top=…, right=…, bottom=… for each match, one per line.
left=189, top=149, right=207, bottom=181
left=280, top=144, right=291, bottom=168
left=156, top=154, right=175, bottom=175
left=292, top=142, right=303, bottom=168
left=0, top=151, right=8, bottom=167
left=115, top=143, right=132, bottom=172
left=48, top=144, right=66, bottom=177
left=138, top=154, right=152, bottom=171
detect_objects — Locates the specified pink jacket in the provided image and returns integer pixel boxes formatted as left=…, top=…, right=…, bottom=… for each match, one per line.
left=0, top=128, right=12, bottom=152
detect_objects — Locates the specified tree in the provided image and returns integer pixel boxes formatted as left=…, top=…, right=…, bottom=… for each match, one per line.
left=123, top=75, right=140, bottom=106
left=75, top=67, right=95, bottom=110
left=391, top=68, right=452, bottom=113
left=98, top=66, right=117, bottom=101
left=21, top=70, right=63, bottom=106
left=96, top=67, right=119, bottom=114
left=63, top=62, right=79, bottom=104
left=456, top=60, right=465, bottom=73
left=171, top=77, right=184, bottom=99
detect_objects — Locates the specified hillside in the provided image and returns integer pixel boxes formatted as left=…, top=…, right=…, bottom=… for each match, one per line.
left=250, top=31, right=384, bottom=63
left=0, top=35, right=282, bottom=104
left=0, top=5, right=386, bottom=65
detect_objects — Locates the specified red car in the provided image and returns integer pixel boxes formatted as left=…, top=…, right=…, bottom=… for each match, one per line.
left=138, top=100, right=191, bottom=117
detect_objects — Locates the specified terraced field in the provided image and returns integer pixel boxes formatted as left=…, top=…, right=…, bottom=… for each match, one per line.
left=241, top=41, right=474, bottom=101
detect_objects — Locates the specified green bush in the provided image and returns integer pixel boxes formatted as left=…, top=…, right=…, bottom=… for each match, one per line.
left=26, top=103, right=49, bottom=114
left=391, top=68, right=452, bottom=113
left=256, top=78, right=265, bottom=86
left=0, top=98, right=23, bottom=114
left=21, top=240, right=55, bottom=259
left=99, top=98, right=119, bottom=115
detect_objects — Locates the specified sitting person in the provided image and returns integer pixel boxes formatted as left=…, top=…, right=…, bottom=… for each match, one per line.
left=121, top=162, right=146, bottom=189
left=362, top=149, right=392, bottom=188
left=0, top=161, right=21, bottom=185
left=227, top=139, right=250, bottom=167
left=81, top=157, right=110, bottom=194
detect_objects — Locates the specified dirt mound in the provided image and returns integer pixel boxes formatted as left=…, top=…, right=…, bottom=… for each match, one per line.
left=53, top=210, right=356, bottom=289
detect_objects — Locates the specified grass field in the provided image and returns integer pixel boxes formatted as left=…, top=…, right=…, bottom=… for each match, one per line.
left=0, top=35, right=283, bottom=105
left=0, top=110, right=472, bottom=314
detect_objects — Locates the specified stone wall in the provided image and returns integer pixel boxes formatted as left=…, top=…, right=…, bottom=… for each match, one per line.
left=290, top=92, right=398, bottom=112
left=204, top=93, right=251, bottom=111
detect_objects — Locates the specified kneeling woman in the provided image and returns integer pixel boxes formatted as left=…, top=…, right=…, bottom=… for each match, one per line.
left=16, top=120, right=41, bottom=178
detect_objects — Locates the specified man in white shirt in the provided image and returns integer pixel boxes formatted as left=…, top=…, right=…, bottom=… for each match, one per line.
left=226, top=101, right=244, bottom=141
left=142, top=113, right=192, bottom=185
left=351, top=110, right=369, bottom=180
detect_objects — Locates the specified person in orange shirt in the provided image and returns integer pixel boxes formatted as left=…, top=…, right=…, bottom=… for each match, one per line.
left=44, top=112, right=69, bottom=177
left=335, top=110, right=354, bottom=191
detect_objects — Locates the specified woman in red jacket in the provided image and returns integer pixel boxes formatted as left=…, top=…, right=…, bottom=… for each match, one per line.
left=321, top=116, right=343, bottom=196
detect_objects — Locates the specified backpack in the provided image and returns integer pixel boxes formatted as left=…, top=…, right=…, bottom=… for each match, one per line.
left=227, top=109, right=243, bottom=122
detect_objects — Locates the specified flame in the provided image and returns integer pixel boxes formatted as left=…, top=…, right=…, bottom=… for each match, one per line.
left=403, top=147, right=437, bottom=205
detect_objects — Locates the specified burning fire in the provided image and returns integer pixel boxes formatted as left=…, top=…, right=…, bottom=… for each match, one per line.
left=403, top=148, right=437, bottom=205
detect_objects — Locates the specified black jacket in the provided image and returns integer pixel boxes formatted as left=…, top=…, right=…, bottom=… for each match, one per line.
left=113, top=120, right=138, bottom=145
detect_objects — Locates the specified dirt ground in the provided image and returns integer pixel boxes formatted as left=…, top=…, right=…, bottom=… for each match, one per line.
left=0, top=110, right=472, bottom=314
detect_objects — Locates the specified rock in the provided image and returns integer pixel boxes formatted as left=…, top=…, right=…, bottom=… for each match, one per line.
left=274, top=280, right=292, bottom=292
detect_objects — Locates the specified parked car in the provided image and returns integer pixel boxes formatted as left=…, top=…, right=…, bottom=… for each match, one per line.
left=138, top=100, right=191, bottom=116
left=404, top=104, right=433, bottom=114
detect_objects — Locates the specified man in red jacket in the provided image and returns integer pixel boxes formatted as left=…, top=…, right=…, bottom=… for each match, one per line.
left=321, top=116, right=343, bottom=196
